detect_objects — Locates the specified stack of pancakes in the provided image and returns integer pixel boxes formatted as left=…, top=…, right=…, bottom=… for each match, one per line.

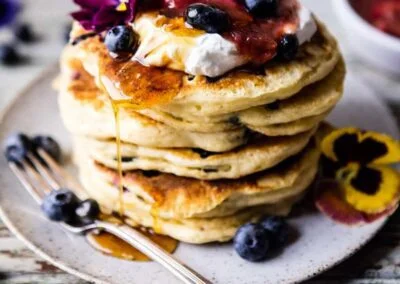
left=57, top=19, right=345, bottom=243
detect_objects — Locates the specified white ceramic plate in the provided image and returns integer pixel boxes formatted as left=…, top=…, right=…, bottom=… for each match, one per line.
left=0, top=67, right=398, bottom=284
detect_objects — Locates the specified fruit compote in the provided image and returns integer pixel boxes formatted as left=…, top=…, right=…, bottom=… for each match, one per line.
left=162, top=0, right=300, bottom=65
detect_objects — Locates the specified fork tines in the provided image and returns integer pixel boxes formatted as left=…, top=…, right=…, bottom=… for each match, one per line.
left=8, top=148, right=86, bottom=204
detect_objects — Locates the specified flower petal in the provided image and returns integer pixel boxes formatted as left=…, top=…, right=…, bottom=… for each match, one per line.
left=71, top=0, right=136, bottom=33
left=320, top=155, right=341, bottom=179
left=361, top=131, right=400, bottom=164
left=343, top=165, right=400, bottom=214
left=92, top=6, right=124, bottom=32
left=315, top=180, right=367, bottom=225
left=71, top=9, right=94, bottom=21
left=321, top=128, right=400, bottom=165
left=364, top=203, right=398, bottom=223
left=71, top=10, right=96, bottom=30
left=315, top=180, right=397, bottom=225
left=321, top=128, right=359, bottom=163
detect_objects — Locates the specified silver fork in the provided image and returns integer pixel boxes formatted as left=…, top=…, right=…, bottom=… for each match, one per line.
left=7, top=148, right=210, bottom=284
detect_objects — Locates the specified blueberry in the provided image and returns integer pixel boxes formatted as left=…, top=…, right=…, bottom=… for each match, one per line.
left=245, top=0, right=278, bottom=18
left=185, top=4, right=230, bottom=34
left=105, top=25, right=139, bottom=60
left=14, top=23, right=36, bottom=43
left=260, top=216, right=289, bottom=248
left=192, top=148, right=216, bottom=159
left=41, top=189, right=79, bottom=222
left=277, top=34, right=299, bottom=61
left=234, top=223, right=271, bottom=262
left=75, top=199, right=100, bottom=224
left=3, top=133, right=33, bottom=163
left=33, top=135, right=61, bottom=162
left=0, top=44, right=22, bottom=66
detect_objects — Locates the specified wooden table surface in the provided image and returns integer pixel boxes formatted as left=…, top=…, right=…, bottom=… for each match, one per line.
left=1, top=1, right=400, bottom=283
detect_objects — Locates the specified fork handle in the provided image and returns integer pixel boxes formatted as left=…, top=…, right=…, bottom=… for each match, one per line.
left=96, top=221, right=211, bottom=284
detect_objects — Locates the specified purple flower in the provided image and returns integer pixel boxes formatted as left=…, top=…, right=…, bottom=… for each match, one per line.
left=71, top=0, right=136, bottom=33
left=0, top=0, right=20, bottom=27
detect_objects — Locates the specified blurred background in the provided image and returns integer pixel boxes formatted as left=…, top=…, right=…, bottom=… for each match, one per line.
left=0, top=0, right=73, bottom=109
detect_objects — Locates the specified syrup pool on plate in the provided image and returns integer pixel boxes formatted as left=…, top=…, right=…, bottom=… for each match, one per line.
left=87, top=230, right=179, bottom=261
left=86, top=214, right=179, bottom=261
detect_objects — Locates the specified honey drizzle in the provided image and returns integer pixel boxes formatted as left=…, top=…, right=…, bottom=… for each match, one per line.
left=98, top=51, right=184, bottom=224
left=99, top=53, right=183, bottom=107
left=112, top=102, right=125, bottom=216
left=111, top=101, right=162, bottom=234
left=151, top=207, right=161, bottom=234
left=96, top=50, right=184, bottom=260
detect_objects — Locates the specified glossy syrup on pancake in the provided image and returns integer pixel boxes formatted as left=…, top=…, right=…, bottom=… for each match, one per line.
left=112, top=104, right=124, bottom=216
left=111, top=102, right=166, bottom=232
left=98, top=50, right=183, bottom=106
left=151, top=207, right=162, bottom=233
left=98, top=48, right=184, bottom=237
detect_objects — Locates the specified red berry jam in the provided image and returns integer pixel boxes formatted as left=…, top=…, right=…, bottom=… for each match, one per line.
left=163, top=0, right=300, bottom=65
left=225, top=0, right=300, bottom=64
left=350, top=0, right=400, bottom=38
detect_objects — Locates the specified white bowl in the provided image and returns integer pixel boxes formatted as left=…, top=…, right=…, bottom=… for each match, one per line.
left=333, top=0, right=400, bottom=76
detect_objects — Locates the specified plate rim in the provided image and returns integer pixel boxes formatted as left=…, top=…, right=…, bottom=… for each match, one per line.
left=0, top=64, right=104, bottom=284
left=0, top=65, right=395, bottom=284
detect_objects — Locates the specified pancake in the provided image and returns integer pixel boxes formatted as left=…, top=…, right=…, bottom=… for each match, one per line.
left=71, top=19, right=341, bottom=117
left=238, top=60, right=345, bottom=126
left=73, top=126, right=316, bottom=180
left=58, top=55, right=248, bottom=152
left=139, top=109, right=326, bottom=136
left=141, top=58, right=345, bottom=132
left=58, top=8, right=344, bottom=244
left=75, top=140, right=319, bottom=243
left=58, top=46, right=342, bottom=144
left=247, top=112, right=328, bottom=136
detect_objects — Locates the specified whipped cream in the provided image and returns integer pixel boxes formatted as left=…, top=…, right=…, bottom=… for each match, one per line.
left=185, top=34, right=247, bottom=78
left=296, top=5, right=318, bottom=45
left=133, top=4, right=317, bottom=78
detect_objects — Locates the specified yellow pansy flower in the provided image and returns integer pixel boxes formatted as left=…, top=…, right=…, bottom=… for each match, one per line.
left=317, top=127, right=400, bottom=221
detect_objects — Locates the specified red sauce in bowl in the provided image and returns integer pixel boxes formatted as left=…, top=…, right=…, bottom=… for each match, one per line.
left=350, top=0, right=400, bottom=38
